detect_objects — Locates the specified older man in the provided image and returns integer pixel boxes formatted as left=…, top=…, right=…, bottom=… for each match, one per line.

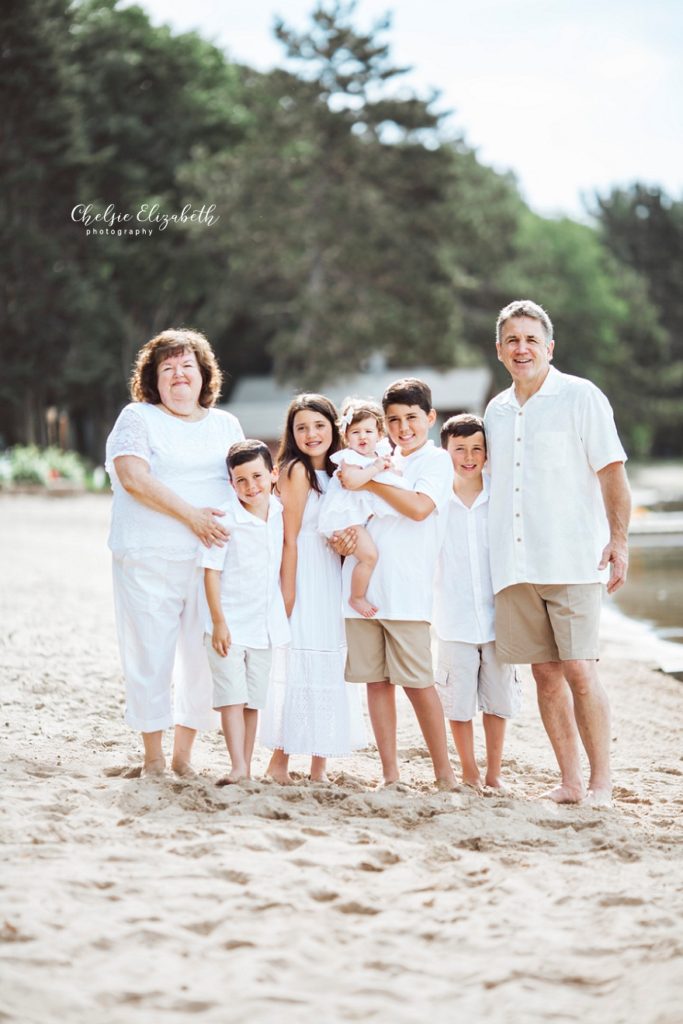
left=484, top=299, right=631, bottom=806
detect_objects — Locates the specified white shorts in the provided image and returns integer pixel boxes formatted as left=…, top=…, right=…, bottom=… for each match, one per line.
left=112, top=554, right=217, bottom=733
left=435, top=639, right=522, bottom=722
left=205, top=637, right=272, bottom=710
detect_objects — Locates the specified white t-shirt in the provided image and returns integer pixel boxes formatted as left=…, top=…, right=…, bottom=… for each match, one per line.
left=105, top=403, right=244, bottom=560
left=201, top=494, right=290, bottom=649
left=484, top=366, right=627, bottom=593
left=433, top=479, right=495, bottom=644
left=342, top=440, right=454, bottom=621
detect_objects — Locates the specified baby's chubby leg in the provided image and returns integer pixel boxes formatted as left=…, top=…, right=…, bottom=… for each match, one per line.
left=348, top=525, right=379, bottom=619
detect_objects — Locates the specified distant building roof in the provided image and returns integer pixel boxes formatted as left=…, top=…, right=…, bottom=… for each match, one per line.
left=222, top=365, right=492, bottom=441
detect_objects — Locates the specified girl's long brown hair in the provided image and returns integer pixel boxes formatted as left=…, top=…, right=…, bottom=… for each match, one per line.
left=277, top=394, right=341, bottom=494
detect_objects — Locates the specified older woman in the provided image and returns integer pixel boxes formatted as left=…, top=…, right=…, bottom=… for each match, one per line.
left=105, top=328, right=243, bottom=776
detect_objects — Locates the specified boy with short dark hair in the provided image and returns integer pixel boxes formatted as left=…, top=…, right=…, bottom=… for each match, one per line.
left=203, top=439, right=289, bottom=784
left=338, top=378, right=457, bottom=790
left=434, top=414, right=521, bottom=790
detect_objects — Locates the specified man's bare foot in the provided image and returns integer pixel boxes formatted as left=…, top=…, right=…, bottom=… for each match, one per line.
left=171, top=759, right=196, bottom=777
left=216, top=770, right=247, bottom=787
left=349, top=595, right=378, bottom=618
left=585, top=787, right=613, bottom=808
left=142, top=756, right=166, bottom=777
left=542, top=783, right=585, bottom=804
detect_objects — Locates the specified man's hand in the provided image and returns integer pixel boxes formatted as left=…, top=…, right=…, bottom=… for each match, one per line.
left=329, top=527, right=358, bottom=557
left=212, top=621, right=231, bottom=657
left=598, top=538, right=629, bottom=594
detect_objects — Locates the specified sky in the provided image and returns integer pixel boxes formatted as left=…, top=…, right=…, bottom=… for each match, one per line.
left=124, top=0, right=683, bottom=219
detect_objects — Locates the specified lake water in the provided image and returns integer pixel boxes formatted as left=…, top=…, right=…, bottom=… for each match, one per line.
left=611, top=540, right=683, bottom=645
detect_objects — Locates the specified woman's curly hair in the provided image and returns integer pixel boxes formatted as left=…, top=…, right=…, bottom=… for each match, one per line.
left=130, top=328, right=223, bottom=408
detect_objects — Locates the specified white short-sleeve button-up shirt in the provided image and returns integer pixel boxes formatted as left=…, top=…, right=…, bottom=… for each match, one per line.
left=201, top=494, right=290, bottom=649
left=433, top=479, right=495, bottom=644
left=484, top=367, right=627, bottom=593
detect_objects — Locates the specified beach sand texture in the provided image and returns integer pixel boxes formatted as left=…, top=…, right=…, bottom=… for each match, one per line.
left=1, top=496, right=682, bottom=1024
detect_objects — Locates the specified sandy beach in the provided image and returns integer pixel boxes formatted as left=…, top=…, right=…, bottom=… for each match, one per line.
left=1, top=495, right=682, bottom=1024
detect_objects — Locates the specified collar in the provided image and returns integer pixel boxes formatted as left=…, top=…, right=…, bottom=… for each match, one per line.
left=498, top=365, right=563, bottom=408
left=228, top=492, right=282, bottom=525
left=396, top=439, right=434, bottom=463
left=451, top=474, right=489, bottom=510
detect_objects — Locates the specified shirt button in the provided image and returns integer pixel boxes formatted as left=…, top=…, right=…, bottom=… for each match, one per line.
left=515, top=462, right=520, bottom=467
left=515, top=488, right=520, bottom=492
left=515, top=513, right=520, bottom=517
left=516, top=537, right=522, bottom=542
left=516, top=437, right=521, bottom=442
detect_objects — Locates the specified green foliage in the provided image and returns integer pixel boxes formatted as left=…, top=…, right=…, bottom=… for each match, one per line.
left=1, top=0, right=679, bottom=459
left=0, top=446, right=87, bottom=487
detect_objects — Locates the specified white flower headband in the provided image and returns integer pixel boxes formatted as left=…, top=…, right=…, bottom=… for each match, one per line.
left=339, top=409, right=354, bottom=434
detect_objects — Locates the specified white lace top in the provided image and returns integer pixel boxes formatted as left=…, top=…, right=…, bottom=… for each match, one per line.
left=105, top=403, right=244, bottom=559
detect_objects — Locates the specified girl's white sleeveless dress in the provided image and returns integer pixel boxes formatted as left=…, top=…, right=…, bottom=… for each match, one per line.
left=261, top=471, right=366, bottom=757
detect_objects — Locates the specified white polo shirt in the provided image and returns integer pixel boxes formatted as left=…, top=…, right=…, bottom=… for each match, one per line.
left=342, top=440, right=454, bottom=621
left=433, top=480, right=495, bottom=644
left=201, top=494, right=290, bottom=649
left=484, top=366, right=627, bottom=594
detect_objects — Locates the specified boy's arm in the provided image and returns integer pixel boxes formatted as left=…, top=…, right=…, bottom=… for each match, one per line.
left=278, top=462, right=310, bottom=616
left=204, top=568, right=231, bottom=657
left=364, top=480, right=435, bottom=521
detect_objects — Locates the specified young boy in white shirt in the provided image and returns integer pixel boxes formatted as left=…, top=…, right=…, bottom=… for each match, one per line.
left=434, top=414, right=521, bottom=791
left=203, top=439, right=289, bottom=785
left=337, top=378, right=457, bottom=790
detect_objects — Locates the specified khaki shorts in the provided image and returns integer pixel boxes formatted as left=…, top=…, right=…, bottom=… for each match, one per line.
left=344, top=619, right=434, bottom=689
left=495, top=583, right=603, bottom=664
left=204, top=636, right=272, bottom=710
left=435, top=639, right=522, bottom=722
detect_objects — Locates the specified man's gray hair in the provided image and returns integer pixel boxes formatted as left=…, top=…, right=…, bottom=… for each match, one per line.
left=496, top=299, right=554, bottom=345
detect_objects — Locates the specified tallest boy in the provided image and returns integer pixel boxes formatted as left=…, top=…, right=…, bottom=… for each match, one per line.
left=485, top=299, right=631, bottom=807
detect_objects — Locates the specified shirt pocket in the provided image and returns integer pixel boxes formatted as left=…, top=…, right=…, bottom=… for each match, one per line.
left=533, top=431, right=568, bottom=470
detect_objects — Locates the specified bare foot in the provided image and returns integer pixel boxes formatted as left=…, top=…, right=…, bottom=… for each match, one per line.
left=310, top=772, right=330, bottom=784
left=484, top=775, right=508, bottom=791
left=216, top=770, right=247, bottom=787
left=462, top=772, right=484, bottom=793
left=585, top=787, right=613, bottom=808
left=542, top=783, right=585, bottom=804
left=171, top=759, right=196, bottom=777
left=349, top=595, right=378, bottom=618
left=435, top=774, right=459, bottom=792
left=142, top=756, right=166, bottom=777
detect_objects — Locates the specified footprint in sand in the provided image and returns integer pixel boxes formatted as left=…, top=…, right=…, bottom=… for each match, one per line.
left=217, top=869, right=250, bottom=885
left=337, top=901, right=380, bottom=916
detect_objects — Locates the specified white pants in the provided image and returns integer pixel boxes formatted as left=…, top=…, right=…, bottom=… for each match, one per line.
left=112, top=554, right=217, bottom=732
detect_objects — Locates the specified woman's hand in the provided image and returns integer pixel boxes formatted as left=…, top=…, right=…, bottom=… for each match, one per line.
left=189, top=507, right=230, bottom=548
left=329, top=527, right=358, bottom=557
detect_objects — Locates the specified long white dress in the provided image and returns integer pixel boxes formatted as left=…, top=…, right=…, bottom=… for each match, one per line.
left=261, top=470, right=366, bottom=757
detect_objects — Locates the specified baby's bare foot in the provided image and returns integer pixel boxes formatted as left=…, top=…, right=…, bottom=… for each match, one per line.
left=349, top=596, right=378, bottom=618
left=142, top=756, right=166, bottom=777
left=541, top=783, right=585, bottom=804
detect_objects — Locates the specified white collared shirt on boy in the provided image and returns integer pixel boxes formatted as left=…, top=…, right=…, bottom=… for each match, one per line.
left=484, top=366, right=627, bottom=595
left=342, top=440, right=454, bottom=621
left=433, top=477, right=495, bottom=644
left=201, top=493, right=290, bottom=648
